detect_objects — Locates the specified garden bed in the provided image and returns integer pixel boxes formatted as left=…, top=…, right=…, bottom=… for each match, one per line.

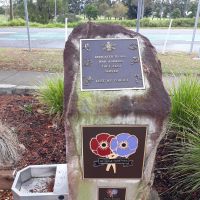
left=0, top=94, right=66, bottom=200
left=0, top=94, right=199, bottom=200
left=154, top=135, right=200, bottom=200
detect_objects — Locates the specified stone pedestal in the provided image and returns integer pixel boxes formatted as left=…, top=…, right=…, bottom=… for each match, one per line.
left=64, top=22, right=171, bottom=200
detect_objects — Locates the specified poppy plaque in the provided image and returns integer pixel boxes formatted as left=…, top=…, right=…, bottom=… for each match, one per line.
left=82, top=126, right=147, bottom=179
left=98, top=187, right=126, bottom=200
left=80, top=38, right=145, bottom=91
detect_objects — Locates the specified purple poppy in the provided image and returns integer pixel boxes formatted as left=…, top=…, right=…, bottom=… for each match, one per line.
left=110, top=133, right=138, bottom=158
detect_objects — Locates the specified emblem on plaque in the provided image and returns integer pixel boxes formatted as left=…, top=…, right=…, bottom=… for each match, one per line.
left=135, top=74, right=142, bottom=83
left=129, top=43, right=138, bottom=50
left=83, top=59, right=93, bottom=67
left=130, top=57, right=139, bottom=64
left=98, top=187, right=126, bottom=200
left=103, top=41, right=116, bottom=52
left=106, top=188, right=118, bottom=197
left=83, top=126, right=147, bottom=179
left=82, top=43, right=90, bottom=51
left=90, top=133, right=138, bottom=174
left=83, top=76, right=93, bottom=86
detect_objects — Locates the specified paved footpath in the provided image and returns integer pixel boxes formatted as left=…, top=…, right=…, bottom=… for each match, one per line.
left=0, top=70, right=183, bottom=95
left=0, top=70, right=56, bottom=94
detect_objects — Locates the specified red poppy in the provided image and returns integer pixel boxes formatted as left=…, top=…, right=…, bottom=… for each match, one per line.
left=90, top=133, right=114, bottom=157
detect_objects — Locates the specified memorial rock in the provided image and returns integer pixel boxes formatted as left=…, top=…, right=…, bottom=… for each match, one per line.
left=64, top=22, right=171, bottom=200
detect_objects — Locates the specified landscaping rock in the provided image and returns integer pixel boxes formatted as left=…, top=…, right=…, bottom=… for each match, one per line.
left=64, top=22, right=171, bottom=200
left=0, top=122, right=23, bottom=168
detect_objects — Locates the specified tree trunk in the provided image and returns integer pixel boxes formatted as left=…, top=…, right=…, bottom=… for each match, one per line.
left=141, top=0, right=145, bottom=18
left=9, top=0, right=13, bottom=20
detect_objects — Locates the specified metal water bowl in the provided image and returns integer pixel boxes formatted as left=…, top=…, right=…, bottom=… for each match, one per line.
left=12, top=164, right=68, bottom=200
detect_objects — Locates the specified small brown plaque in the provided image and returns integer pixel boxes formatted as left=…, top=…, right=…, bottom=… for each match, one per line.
left=98, top=187, right=126, bottom=200
left=82, top=126, right=147, bottom=179
left=80, top=38, right=145, bottom=91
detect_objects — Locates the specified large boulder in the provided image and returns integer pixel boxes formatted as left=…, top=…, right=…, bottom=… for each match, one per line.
left=64, top=22, right=171, bottom=200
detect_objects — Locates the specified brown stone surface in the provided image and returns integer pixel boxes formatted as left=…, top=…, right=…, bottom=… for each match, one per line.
left=0, top=170, right=14, bottom=190
left=64, top=22, right=171, bottom=200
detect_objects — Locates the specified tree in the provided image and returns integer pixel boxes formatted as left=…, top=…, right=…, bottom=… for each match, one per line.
left=0, top=7, right=5, bottom=14
left=187, top=1, right=198, bottom=18
left=123, top=0, right=137, bottom=19
left=112, top=2, right=128, bottom=19
left=159, top=0, right=192, bottom=18
left=62, top=0, right=69, bottom=15
left=84, top=4, right=98, bottom=20
left=9, top=0, right=13, bottom=20
left=98, top=0, right=112, bottom=6
left=171, top=8, right=181, bottom=18
left=14, top=0, right=64, bottom=24
left=152, top=0, right=164, bottom=19
left=143, top=0, right=153, bottom=17
left=68, top=0, right=81, bottom=14
left=137, top=0, right=198, bottom=19
left=98, top=2, right=110, bottom=16
left=104, top=8, right=113, bottom=19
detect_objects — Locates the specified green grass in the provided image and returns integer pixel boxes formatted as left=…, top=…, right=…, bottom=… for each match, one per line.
left=168, top=77, right=200, bottom=195
left=37, top=75, right=64, bottom=117
left=0, top=48, right=63, bottom=72
left=167, top=105, right=200, bottom=196
left=158, top=53, right=200, bottom=75
left=0, top=48, right=199, bottom=76
left=1, top=17, right=200, bottom=28
left=170, top=125, right=200, bottom=194
left=157, top=77, right=200, bottom=198
left=170, top=76, right=200, bottom=129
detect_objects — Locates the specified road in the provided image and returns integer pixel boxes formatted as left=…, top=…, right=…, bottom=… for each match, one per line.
left=0, top=27, right=200, bottom=53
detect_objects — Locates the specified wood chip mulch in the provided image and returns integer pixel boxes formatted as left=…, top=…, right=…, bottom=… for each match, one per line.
left=1, top=95, right=200, bottom=200
left=0, top=95, right=66, bottom=200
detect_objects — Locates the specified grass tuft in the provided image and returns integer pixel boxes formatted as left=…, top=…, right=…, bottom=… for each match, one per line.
left=170, top=76, right=200, bottom=130
left=168, top=110, right=200, bottom=194
left=37, top=75, right=64, bottom=117
left=159, top=76, right=200, bottom=198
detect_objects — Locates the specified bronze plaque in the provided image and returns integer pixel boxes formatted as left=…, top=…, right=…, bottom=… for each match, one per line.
left=82, top=126, right=147, bottom=179
left=98, top=187, right=126, bottom=200
left=80, top=39, right=145, bottom=91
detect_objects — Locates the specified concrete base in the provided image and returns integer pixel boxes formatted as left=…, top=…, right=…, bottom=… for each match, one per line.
left=12, top=164, right=68, bottom=200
